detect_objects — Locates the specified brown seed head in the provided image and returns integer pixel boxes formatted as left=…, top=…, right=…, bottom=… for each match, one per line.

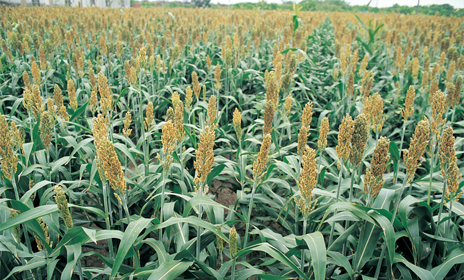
left=336, top=114, right=354, bottom=165
left=192, top=71, right=201, bottom=99
left=298, top=146, right=317, bottom=202
left=318, top=117, right=330, bottom=151
left=412, top=57, right=419, bottom=79
left=145, top=102, right=154, bottom=131
left=350, top=114, right=369, bottom=167
left=23, top=71, right=31, bottom=89
left=39, top=111, right=54, bottom=149
left=429, top=90, right=446, bottom=137
left=233, top=108, right=242, bottom=140
left=302, top=101, right=313, bottom=129
left=439, top=127, right=462, bottom=201
left=207, top=95, right=217, bottom=127
left=123, top=112, right=132, bottom=138
left=32, top=84, right=44, bottom=121
left=401, top=85, right=415, bottom=120
left=174, top=101, right=184, bottom=142
left=31, top=60, right=40, bottom=85
left=364, top=137, right=390, bottom=199
left=263, top=101, right=276, bottom=136
left=90, top=90, right=98, bottom=115
left=194, top=125, right=216, bottom=186
left=23, top=87, right=33, bottom=114
left=53, top=84, right=63, bottom=108
left=253, top=134, right=271, bottom=182
left=54, top=186, right=73, bottom=230
left=404, top=118, right=430, bottom=183
left=159, top=120, right=176, bottom=171
left=68, top=79, right=77, bottom=111
left=185, top=86, right=193, bottom=110
left=363, top=92, right=385, bottom=134
left=214, top=64, right=222, bottom=90
left=229, top=226, right=237, bottom=258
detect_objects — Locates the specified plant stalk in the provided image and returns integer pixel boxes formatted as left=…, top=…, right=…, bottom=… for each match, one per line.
left=328, top=161, right=344, bottom=246
left=243, top=181, right=257, bottom=249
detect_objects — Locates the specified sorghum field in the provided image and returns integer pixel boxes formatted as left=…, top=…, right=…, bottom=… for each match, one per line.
left=0, top=5, right=463, bottom=280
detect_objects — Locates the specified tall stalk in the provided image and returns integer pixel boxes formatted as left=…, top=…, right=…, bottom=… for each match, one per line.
left=328, top=162, right=344, bottom=246
left=243, top=181, right=257, bottom=249
left=196, top=184, right=203, bottom=259
left=300, top=219, right=307, bottom=279
left=394, top=121, right=406, bottom=185
left=427, top=135, right=436, bottom=204
left=102, top=182, right=114, bottom=259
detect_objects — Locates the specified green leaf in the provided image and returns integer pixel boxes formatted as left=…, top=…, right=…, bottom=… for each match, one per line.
left=0, top=204, right=58, bottom=233
left=394, top=255, right=435, bottom=280
left=111, top=218, right=153, bottom=279
left=353, top=222, right=381, bottom=271
left=143, top=238, right=169, bottom=264
left=206, top=163, right=225, bottom=186
left=235, top=243, right=309, bottom=280
left=431, top=248, right=464, bottom=280
left=147, top=261, right=193, bottom=280
left=300, top=232, right=326, bottom=280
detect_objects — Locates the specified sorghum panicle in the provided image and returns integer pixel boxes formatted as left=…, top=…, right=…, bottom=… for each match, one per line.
left=404, top=118, right=430, bottom=183
left=364, top=137, right=390, bottom=199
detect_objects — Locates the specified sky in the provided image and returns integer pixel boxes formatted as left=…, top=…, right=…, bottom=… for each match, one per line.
left=208, top=0, right=464, bottom=8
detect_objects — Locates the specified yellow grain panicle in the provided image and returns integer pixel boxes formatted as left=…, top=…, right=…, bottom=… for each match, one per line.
left=439, top=127, right=462, bottom=201
left=429, top=90, right=446, bottom=137
left=350, top=114, right=369, bottom=167
left=253, top=133, right=271, bottom=182
left=364, top=137, right=390, bottom=199
left=194, top=125, right=216, bottom=186
left=207, top=95, right=217, bottom=127
left=336, top=114, right=354, bottom=165
left=401, top=85, right=415, bottom=120
left=404, top=118, right=430, bottom=183
left=123, top=112, right=132, bottom=138
left=68, top=79, right=77, bottom=110
left=54, top=186, right=73, bottom=230
left=145, top=101, right=154, bottom=131
left=298, top=146, right=317, bottom=202
left=233, top=108, right=242, bottom=140
left=318, top=117, right=330, bottom=151
left=192, top=71, right=201, bottom=100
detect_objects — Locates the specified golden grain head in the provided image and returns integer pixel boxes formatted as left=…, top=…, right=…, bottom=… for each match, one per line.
left=401, top=85, right=415, bottom=120
left=233, top=108, right=242, bottom=140
left=229, top=226, right=237, bottom=258
left=194, top=125, right=216, bottom=186
left=54, top=186, right=73, bottom=230
left=349, top=114, right=369, bottom=167
left=318, top=117, right=330, bottom=151
left=336, top=114, right=354, bottom=165
left=298, top=146, right=317, bottom=202
left=207, top=95, right=217, bottom=127
left=253, top=133, right=272, bottom=181
left=364, top=136, right=390, bottom=199
left=404, top=118, right=430, bottom=183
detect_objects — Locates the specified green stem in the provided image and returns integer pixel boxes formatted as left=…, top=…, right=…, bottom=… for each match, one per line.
left=231, top=259, right=236, bottom=280
left=160, top=170, right=166, bottom=244
left=300, top=218, right=307, bottom=279
left=394, top=121, right=406, bottom=185
left=102, top=182, right=114, bottom=259
left=328, top=162, right=344, bottom=247
left=243, top=181, right=257, bottom=249
left=196, top=182, right=204, bottom=259
left=427, top=136, right=436, bottom=205
left=426, top=181, right=446, bottom=270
